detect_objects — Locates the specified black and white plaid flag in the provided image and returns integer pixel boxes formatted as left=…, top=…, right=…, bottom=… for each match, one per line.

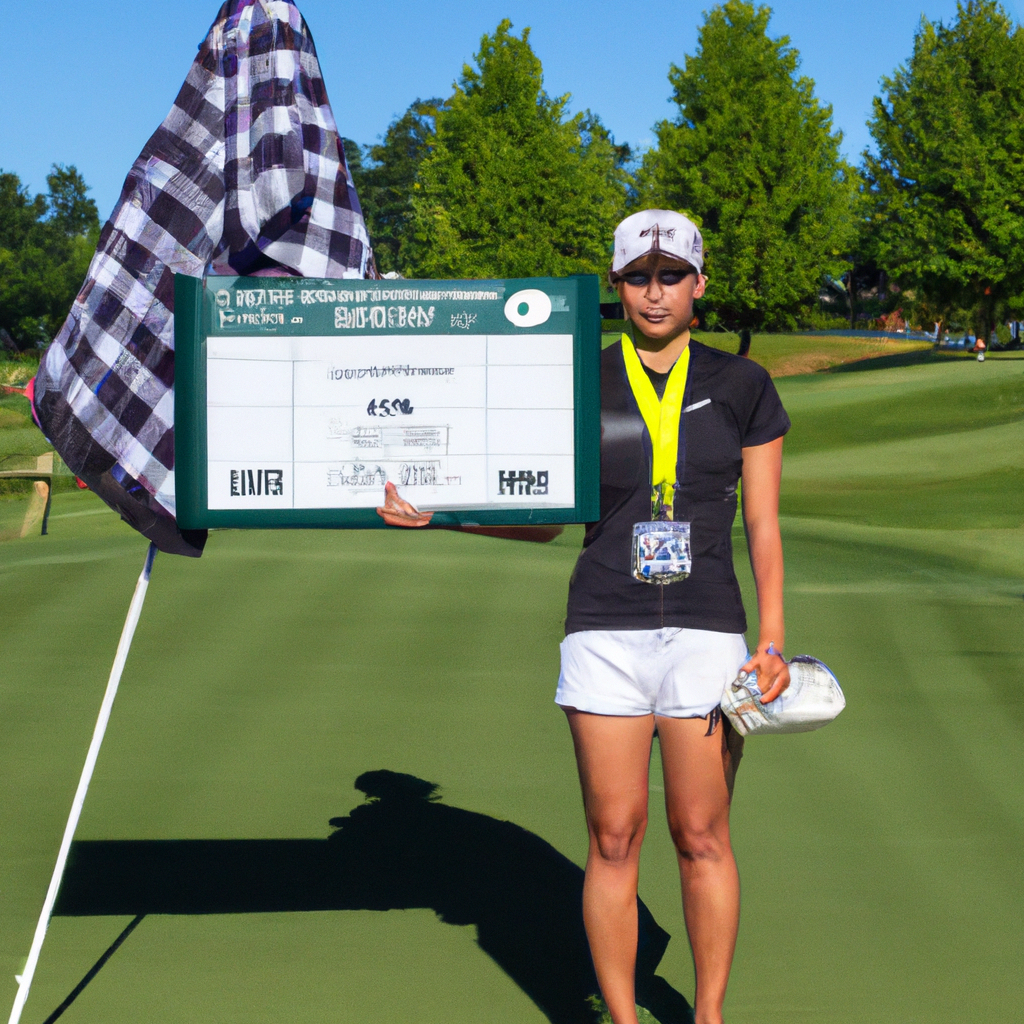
left=34, top=0, right=373, bottom=556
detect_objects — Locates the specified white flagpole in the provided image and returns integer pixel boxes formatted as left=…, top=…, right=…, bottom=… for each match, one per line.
left=8, top=542, right=158, bottom=1024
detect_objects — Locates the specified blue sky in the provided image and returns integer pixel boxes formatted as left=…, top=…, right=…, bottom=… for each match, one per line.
left=2, top=0, right=1020, bottom=218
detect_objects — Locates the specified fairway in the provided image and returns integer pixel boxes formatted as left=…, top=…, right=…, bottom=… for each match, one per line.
left=601, top=330, right=934, bottom=378
left=2, top=354, right=1022, bottom=1023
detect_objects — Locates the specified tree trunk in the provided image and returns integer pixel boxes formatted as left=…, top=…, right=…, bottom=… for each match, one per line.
left=847, top=266, right=856, bottom=329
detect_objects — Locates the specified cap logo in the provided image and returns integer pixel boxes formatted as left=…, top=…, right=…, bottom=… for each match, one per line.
left=639, top=224, right=675, bottom=250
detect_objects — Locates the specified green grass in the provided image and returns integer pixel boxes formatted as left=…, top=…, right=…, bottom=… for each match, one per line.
left=781, top=352, right=1024, bottom=451
left=1, top=350, right=1023, bottom=1023
left=0, top=353, right=40, bottom=385
left=0, top=394, right=50, bottom=461
left=0, top=389, right=77, bottom=517
left=781, top=358, right=1024, bottom=532
left=699, top=331, right=935, bottom=377
left=602, top=327, right=935, bottom=378
left=0, top=386, right=52, bottom=480
left=0, top=389, right=55, bottom=530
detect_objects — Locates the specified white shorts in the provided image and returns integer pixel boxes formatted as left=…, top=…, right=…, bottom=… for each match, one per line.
left=556, top=628, right=748, bottom=718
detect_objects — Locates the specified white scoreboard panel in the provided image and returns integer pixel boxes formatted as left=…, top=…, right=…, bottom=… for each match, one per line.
left=204, top=334, right=575, bottom=511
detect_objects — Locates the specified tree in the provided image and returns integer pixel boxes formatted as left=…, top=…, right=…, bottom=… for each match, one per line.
left=865, top=0, right=1024, bottom=341
left=0, top=165, right=100, bottom=350
left=398, top=21, right=630, bottom=279
left=344, top=99, right=441, bottom=275
left=0, top=173, right=47, bottom=252
left=636, top=1, right=859, bottom=330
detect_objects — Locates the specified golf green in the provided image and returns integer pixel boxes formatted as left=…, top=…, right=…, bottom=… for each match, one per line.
left=1, top=353, right=1021, bottom=1023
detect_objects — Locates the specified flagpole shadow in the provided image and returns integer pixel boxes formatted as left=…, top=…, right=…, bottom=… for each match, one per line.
left=54, top=770, right=693, bottom=1024
left=40, top=915, right=144, bottom=1024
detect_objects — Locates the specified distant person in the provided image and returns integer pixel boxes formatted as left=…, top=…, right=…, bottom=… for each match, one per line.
left=379, top=209, right=791, bottom=1024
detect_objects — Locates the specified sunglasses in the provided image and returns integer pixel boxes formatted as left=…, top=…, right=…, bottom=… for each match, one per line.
left=619, top=269, right=695, bottom=287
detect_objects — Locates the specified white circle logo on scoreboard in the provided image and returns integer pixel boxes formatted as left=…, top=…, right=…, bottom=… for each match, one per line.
left=504, top=289, right=552, bottom=328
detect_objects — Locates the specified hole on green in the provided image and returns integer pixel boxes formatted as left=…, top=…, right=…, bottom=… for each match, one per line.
left=518, top=302, right=529, bottom=316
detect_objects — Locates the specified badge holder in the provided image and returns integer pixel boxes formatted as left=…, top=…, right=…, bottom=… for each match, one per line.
left=631, top=518, right=691, bottom=584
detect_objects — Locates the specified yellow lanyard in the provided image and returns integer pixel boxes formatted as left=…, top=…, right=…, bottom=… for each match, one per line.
left=621, top=334, right=690, bottom=519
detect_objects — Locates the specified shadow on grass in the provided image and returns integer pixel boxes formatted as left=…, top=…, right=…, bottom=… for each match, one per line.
left=825, top=348, right=1024, bottom=374
left=53, top=770, right=693, bottom=1024
left=824, top=349, right=962, bottom=373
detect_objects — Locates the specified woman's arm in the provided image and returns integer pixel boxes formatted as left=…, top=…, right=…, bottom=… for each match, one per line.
left=739, top=436, right=790, bottom=702
left=375, top=482, right=563, bottom=541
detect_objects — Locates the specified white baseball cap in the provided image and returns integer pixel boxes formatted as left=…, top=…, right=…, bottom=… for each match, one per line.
left=612, top=209, right=704, bottom=275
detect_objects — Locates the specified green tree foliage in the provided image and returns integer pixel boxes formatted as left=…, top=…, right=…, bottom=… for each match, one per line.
left=390, top=21, right=629, bottom=279
left=865, top=0, right=1024, bottom=338
left=0, top=165, right=99, bottom=350
left=637, top=1, right=858, bottom=330
left=344, top=100, right=441, bottom=276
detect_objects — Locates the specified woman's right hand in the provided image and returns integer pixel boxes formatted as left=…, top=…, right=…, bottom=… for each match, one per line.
left=374, top=481, right=564, bottom=540
left=376, top=481, right=433, bottom=527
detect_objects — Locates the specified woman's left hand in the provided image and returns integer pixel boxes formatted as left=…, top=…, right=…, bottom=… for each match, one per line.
left=739, top=646, right=790, bottom=703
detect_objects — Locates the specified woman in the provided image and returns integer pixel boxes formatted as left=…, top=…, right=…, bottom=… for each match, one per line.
left=379, top=209, right=790, bottom=1024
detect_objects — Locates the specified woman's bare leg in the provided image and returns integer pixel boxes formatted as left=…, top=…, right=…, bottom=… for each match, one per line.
left=565, top=709, right=655, bottom=1024
left=656, top=715, right=742, bottom=1024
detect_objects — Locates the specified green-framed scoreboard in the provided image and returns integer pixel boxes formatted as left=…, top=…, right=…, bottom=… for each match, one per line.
left=174, top=275, right=601, bottom=528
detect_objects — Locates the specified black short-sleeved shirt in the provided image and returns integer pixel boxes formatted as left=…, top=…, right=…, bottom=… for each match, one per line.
left=565, top=339, right=790, bottom=635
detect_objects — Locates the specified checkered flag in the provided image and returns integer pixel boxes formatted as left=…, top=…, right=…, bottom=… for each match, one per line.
left=33, top=0, right=373, bottom=556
